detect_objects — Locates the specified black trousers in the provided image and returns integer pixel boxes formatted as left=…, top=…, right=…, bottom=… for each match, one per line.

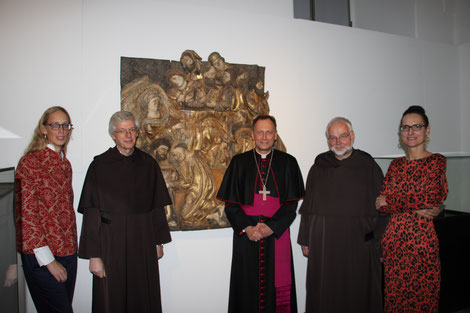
left=21, top=253, right=77, bottom=313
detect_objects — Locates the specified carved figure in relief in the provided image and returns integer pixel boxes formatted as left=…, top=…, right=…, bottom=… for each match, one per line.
left=169, top=144, right=225, bottom=228
left=208, top=52, right=231, bottom=87
left=201, top=63, right=220, bottom=109
left=233, top=126, right=255, bottom=155
left=180, top=50, right=203, bottom=82
left=246, top=79, right=270, bottom=117
left=166, top=64, right=205, bottom=109
left=151, top=137, right=178, bottom=228
left=137, top=86, right=170, bottom=151
left=120, top=50, right=283, bottom=230
left=164, top=122, right=191, bottom=147
left=190, top=116, right=234, bottom=168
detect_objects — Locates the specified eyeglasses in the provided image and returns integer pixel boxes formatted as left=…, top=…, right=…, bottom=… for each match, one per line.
left=328, top=132, right=350, bottom=142
left=45, top=123, right=73, bottom=131
left=115, top=128, right=138, bottom=135
left=400, top=124, right=425, bottom=132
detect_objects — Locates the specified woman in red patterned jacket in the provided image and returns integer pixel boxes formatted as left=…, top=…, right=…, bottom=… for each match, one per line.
left=15, top=106, right=78, bottom=313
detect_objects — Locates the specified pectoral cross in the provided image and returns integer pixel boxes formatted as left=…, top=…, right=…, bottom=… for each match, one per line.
left=258, top=185, right=270, bottom=201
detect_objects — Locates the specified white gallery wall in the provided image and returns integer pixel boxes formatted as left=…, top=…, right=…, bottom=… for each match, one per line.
left=0, top=0, right=468, bottom=312
left=461, top=42, right=470, bottom=152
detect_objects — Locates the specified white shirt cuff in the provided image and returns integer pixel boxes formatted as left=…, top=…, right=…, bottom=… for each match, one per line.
left=33, top=246, right=55, bottom=266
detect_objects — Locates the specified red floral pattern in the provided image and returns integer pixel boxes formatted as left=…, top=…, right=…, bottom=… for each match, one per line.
left=379, top=153, right=448, bottom=313
left=15, top=148, right=77, bottom=256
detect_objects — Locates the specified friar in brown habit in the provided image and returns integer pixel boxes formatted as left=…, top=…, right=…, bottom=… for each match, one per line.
left=298, top=117, right=388, bottom=313
left=78, top=111, right=171, bottom=313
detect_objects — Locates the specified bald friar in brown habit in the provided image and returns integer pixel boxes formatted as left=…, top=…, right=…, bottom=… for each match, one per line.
left=298, top=117, right=388, bottom=313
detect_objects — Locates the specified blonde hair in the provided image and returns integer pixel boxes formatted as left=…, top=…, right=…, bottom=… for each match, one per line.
left=24, top=106, right=72, bottom=155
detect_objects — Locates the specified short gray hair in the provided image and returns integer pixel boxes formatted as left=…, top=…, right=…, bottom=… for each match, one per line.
left=325, top=117, right=353, bottom=137
left=108, top=111, right=140, bottom=136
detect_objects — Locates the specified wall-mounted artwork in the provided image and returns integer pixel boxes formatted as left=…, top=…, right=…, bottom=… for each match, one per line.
left=121, top=50, right=285, bottom=231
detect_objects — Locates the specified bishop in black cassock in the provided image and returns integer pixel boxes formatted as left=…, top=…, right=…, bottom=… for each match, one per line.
left=218, top=144, right=304, bottom=313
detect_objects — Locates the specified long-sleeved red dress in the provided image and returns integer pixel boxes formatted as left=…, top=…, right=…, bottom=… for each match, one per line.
left=379, top=153, right=448, bottom=313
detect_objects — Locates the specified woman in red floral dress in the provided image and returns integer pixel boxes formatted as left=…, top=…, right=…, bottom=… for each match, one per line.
left=15, top=106, right=77, bottom=313
left=376, top=105, right=448, bottom=313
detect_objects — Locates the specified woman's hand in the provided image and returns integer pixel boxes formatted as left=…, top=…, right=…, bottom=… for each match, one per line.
left=4, top=264, right=18, bottom=287
left=46, top=260, right=67, bottom=283
left=375, top=195, right=388, bottom=209
left=416, top=205, right=443, bottom=219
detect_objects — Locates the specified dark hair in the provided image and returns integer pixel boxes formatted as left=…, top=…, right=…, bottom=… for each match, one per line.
left=208, top=52, right=224, bottom=65
left=401, top=105, right=429, bottom=126
left=174, top=143, right=188, bottom=150
left=252, top=114, right=277, bottom=130
left=152, top=137, right=171, bottom=150
left=166, top=64, right=186, bottom=84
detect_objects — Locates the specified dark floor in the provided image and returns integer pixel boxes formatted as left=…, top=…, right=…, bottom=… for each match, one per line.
left=454, top=309, right=470, bottom=313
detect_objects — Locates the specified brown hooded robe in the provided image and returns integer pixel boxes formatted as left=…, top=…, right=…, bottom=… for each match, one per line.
left=78, top=147, right=171, bottom=313
left=297, top=149, right=387, bottom=313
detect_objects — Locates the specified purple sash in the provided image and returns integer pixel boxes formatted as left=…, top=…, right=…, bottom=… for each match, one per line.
left=240, top=194, right=292, bottom=289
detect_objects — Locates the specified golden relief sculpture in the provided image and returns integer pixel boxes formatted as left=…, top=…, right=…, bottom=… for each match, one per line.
left=121, top=50, right=286, bottom=230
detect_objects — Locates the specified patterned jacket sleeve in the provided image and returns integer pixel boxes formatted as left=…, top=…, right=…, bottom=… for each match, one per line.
left=15, top=156, right=48, bottom=251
